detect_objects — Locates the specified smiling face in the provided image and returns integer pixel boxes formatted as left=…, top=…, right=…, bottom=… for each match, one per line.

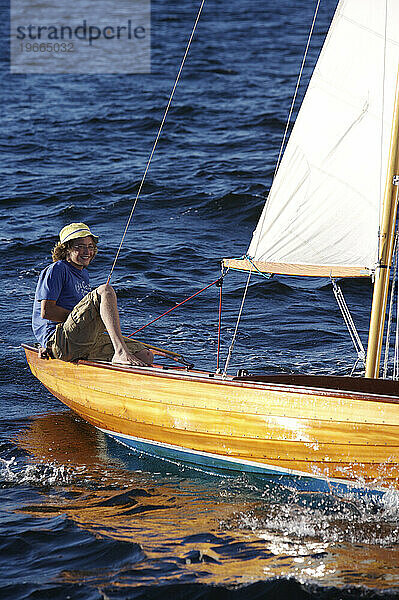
left=66, top=235, right=96, bottom=269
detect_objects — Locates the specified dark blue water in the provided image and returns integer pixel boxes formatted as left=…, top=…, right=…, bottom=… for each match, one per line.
left=2, top=0, right=399, bottom=598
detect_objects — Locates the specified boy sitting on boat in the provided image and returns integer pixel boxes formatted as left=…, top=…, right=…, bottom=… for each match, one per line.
left=32, top=222, right=153, bottom=366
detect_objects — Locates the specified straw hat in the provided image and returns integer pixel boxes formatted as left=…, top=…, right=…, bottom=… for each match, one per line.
left=59, top=223, right=99, bottom=244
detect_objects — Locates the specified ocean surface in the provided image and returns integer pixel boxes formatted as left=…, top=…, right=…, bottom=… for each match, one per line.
left=2, top=0, right=399, bottom=598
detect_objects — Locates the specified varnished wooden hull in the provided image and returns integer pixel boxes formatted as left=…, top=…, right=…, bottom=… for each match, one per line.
left=23, top=345, right=399, bottom=494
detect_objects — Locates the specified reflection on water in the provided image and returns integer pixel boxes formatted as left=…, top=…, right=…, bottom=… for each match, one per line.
left=7, top=410, right=399, bottom=591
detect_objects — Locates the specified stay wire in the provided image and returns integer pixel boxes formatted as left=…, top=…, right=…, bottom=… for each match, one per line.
left=273, top=0, right=321, bottom=178
left=378, top=0, right=389, bottom=254
left=216, top=272, right=224, bottom=372
left=247, top=0, right=321, bottom=275
left=106, top=0, right=206, bottom=284
left=331, top=278, right=366, bottom=372
left=383, top=230, right=398, bottom=378
left=395, top=244, right=399, bottom=379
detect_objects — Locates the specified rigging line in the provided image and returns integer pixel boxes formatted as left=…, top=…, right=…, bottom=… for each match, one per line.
left=243, top=255, right=273, bottom=279
left=383, top=230, right=398, bottom=378
left=127, top=276, right=223, bottom=337
left=216, top=270, right=224, bottom=372
left=393, top=231, right=399, bottom=379
left=378, top=0, right=389, bottom=253
left=273, top=0, right=321, bottom=179
left=106, top=0, right=206, bottom=285
left=223, top=268, right=253, bottom=378
left=331, top=279, right=365, bottom=363
left=249, top=0, right=321, bottom=266
left=350, top=357, right=362, bottom=377
left=395, top=242, right=399, bottom=379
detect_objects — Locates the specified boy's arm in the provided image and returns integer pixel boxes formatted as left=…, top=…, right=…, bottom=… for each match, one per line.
left=41, top=299, right=70, bottom=322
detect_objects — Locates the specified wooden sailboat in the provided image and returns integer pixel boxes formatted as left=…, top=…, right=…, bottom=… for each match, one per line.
left=24, top=0, right=399, bottom=496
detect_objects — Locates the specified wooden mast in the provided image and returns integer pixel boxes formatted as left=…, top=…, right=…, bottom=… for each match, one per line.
left=365, top=69, right=399, bottom=379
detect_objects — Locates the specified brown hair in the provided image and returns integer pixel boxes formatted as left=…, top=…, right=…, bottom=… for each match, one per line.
left=51, top=237, right=98, bottom=262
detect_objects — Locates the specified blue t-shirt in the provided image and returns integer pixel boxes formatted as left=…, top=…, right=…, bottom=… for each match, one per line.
left=32, top=260, right=91, bottom=347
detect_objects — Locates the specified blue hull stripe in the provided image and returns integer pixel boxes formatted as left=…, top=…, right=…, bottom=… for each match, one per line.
left=99, top=427, right=386, bottom=498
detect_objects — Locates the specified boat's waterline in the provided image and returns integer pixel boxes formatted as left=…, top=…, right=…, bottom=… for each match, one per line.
left=100, top=427, right=387, bottom=498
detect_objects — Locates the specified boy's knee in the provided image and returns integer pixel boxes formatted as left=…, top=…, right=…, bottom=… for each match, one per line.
left=96, top=283, right=116, bottom=298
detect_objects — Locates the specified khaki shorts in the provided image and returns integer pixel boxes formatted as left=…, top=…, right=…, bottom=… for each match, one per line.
left=47, top=289, right=146, bottom=362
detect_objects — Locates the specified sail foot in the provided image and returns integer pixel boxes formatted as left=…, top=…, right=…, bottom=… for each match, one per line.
left=222, top=258, right=372, bottom=278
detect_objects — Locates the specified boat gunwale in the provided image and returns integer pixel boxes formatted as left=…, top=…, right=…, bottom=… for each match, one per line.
left=22, top=343, right=399, bottom=405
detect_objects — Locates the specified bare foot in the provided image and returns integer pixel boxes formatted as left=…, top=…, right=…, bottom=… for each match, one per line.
left=112, top=349, right=146, bottom=366
left=135, top=348, right=154, bottom=365
left=38, top=346, right=50, bottom=360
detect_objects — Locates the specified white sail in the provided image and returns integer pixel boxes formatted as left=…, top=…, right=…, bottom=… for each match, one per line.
left=226, top=0, right=399, bottom=277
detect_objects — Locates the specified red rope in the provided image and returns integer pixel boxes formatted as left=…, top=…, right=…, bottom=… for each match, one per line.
left=128, top=277, right=223, bottom=337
